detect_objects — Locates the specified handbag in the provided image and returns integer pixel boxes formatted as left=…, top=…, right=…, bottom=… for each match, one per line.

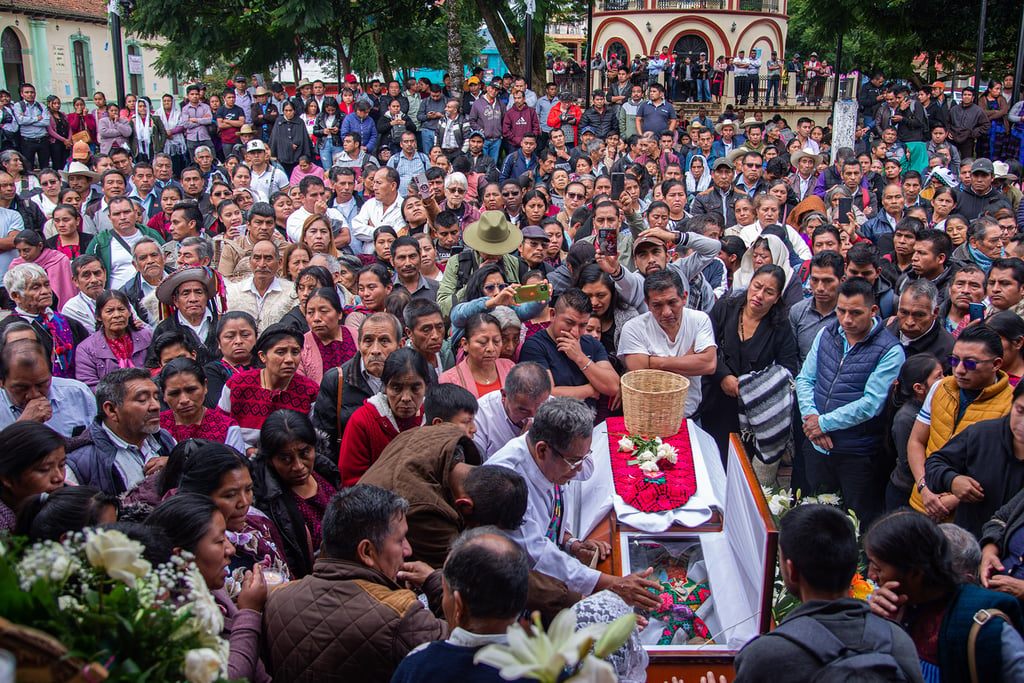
left=736, top=363, right=794, bottom=464
left=71, top=130, right=91, bottom=145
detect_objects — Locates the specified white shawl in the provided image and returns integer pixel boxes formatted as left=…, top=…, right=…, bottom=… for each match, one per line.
left=134, top=100, right=153, bottom=158
left=155, top=98, right=186, bottom=155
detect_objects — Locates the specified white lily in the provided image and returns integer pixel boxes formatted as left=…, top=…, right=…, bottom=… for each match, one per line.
left=816, top=493, right=841, bottom=506
left=474, top=610, right=605, bottom=683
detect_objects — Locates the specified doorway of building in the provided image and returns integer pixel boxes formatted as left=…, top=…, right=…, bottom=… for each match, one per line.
left=1, top=28, right=25, bottom=93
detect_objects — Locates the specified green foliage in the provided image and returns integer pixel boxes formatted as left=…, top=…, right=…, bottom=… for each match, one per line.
left=545, top=36, right=570, bottom=61
left=127, top=0, right=483, bottom=81
left=787, top=0, right=1022, bottom=83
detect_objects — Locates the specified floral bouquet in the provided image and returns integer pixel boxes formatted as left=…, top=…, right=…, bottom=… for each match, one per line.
left=0, top=529, right=236, bottom=683
left=760, top=487, right=873, bottom=623
left=474, top=609, right=637, bottom=683
left=618, top=434, right=679, bottom=481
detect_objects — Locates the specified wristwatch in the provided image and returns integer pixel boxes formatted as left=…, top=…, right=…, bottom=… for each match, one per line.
left=916, top=477, right=927, bottom=493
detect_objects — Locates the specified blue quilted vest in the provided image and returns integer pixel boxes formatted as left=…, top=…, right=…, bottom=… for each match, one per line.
left=937, top=583, right=1024, bottom=683
left=812, top=318, right=900, bottom=453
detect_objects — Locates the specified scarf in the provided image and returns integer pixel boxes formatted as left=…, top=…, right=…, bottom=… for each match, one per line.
left=968, top=243, right=994, bottom=272
left=685, top=161, right=711, bottom=194
left=106, top=333, right=135, bottom=368
left=155, top=98, right=186, bottom=156
left=134, top=101, right=153, bottom=158
left=737, top=364, right=794, bottom=464
left=34, top=310, right=74, bottom=378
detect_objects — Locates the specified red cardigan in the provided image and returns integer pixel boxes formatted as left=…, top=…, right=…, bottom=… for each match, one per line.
left=338, top=395, right=424, bottom=486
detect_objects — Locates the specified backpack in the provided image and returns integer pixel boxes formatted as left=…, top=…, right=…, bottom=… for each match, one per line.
left=767, top=614, right=911, bottom=683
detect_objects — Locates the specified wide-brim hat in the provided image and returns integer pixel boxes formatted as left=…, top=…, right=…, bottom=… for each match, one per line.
left=715, top=119, right=738, bottom=134
left=790, top=149, right=823, bottom=167
left=297, top=78, right=312, bottom=88
left=726, top=148, right=746, bottom=165
left=993, top=160, right=1018, bottom=181
left=741, top=116, right=763, bottom=130
left=463, top=211, right=523, bottom=256
left=60, top=161, right=98, bottom=181
left=254, top=86, right=270, bottom=97
left=156, top=266, right=219, bottom=307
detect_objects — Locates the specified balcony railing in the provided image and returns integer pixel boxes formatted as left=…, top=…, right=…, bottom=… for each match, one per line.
left=598, top=0, right=645, bottom=11
left=738, top=0, right=782, bottom=12
left=654, top=0, right=727, bottom=8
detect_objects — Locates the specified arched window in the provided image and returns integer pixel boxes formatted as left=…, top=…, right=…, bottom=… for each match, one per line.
left=1, top=28, right=25, bottom=93
left=126, top=44, right=143, bottom=97
left=671, top=34, right=710, bottom=64
left=606, top=41, right=628, bottom=66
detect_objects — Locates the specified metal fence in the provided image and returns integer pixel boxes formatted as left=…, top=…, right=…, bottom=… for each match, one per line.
left=599, top=0, right=645, bottom=10
left=654, top=0, right=727, bottom=9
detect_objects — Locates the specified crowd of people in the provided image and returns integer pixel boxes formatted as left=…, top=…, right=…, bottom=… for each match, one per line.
left=2, top=65, right=1024, bottom=681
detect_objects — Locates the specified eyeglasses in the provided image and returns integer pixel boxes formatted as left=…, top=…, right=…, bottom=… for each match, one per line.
left=947, top=355, right=998, bottom=371
left=566, top=192, right=585, bottom=199
left=550, top=445, right=592, bottom=471
left=483, top=283, right=508, bottom=294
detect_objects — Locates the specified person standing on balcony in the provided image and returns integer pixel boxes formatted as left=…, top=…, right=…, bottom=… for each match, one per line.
left=765, top=52, right=782, bottom=107
left=647, top=53, right=667, bottom=92
left=696, top=53, right=712, bottom=103
left=733, top=51, right=751, bottom=106
left=747, top=50, right=763, bottom=107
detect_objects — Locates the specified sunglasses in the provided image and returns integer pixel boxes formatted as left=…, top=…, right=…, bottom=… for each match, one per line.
left=483, top=283, right=508, bottom=294
left=502, top=191, right=519, bottom=197
left=947, top=355, right=998, bottom=371
left=566, top=192, right=585, bottom=199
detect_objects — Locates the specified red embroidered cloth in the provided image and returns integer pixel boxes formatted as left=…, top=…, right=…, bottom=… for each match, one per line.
left=606, top=416, right=697, bottom=513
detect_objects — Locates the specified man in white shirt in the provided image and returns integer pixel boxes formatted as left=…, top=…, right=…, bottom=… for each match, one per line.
left=59, top=255, right=107, bottom=330
left=352, top=167, right=403, bottom=254
left=286, top=175, right=345, bottom=244
left=91, top=196, right=156, bottom=289
left=485, top=397, right=662, bottom=609
left=245, top=140, right=289, bottom=198
left=474, top=362, right=551, bottom=460
left=617, top=269, right=717, bottom=417
left=224, top=240, right=297, bottom=332
left=0, top=338, right=96, bottom=438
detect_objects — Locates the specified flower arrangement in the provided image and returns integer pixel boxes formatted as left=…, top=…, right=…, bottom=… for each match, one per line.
left=618, top=434, right=679, bottom=480
left=474, top=609, right=637, bottom=683
left=0, top=529, right=235, bottom=683
left=759, top=487, right=873, bottom=623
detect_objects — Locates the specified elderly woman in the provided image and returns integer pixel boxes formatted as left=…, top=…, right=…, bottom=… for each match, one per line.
left=159, top=357, right=245, bottom=453
left=825, top=184, right=867, bottom=231
left=280, top=242, right=312, bottom=280
left=3, top=263, right=81, bottom=378
left=75, top=290, right=153, bottom=389
left=339, top=348, right=431, bottom=485
left=733, top=234, right=803, bottom=307
left=0, top=422, right=66, bottom=530
left=439, top=171, right=481, bottom=229
left=297, top=287, right=356, bottom=385
left=252, top=410, right=341, bottom=578
left=9, top=229, right=76, bottom=309
left=439, top=312, right=516, bottom=400
left=219, top=323, right=320, bottom=452
left=0, top=150, right=39, bottom=195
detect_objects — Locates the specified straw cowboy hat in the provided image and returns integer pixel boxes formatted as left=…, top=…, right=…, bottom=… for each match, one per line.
left=156, top=266, right=219, bottom=307
left=60, top=161, right=98, bottom=182
left=715, top=119, right=738, bottom=135
left=790, top=149, right=823, bottom=167
left=462, top=211, right=524, bottom=256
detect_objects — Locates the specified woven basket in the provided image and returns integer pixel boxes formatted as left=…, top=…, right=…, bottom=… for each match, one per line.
left=620, top=370, right=689, bottom=439
left=0, top=617, right=108, bottom=683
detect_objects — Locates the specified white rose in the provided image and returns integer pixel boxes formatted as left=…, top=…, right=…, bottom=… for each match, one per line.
left=638, top=460, right=661, bottom=474
left=636, top=449, right=657, bottom=463
left=767, top=495, right=786, bottom=517
left=84, top=529, right=151, bottom=587
left=617, top=437, right=635, bottom=453
left=183, top=648, right=223, bottom=683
